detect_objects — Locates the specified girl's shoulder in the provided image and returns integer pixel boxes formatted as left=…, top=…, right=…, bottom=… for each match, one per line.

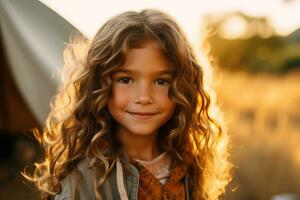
left=55, top=158, right=95, bottom=200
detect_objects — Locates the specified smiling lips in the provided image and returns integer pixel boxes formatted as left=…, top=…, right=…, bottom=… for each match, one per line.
left=127, top=111, right=158, bottom=119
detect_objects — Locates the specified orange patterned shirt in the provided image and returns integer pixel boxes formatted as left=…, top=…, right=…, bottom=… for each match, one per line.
left=130, top=158, right=187, bottom=200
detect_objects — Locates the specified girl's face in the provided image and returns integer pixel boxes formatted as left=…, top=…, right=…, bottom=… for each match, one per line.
left=108, top=40, right=175, bottom=139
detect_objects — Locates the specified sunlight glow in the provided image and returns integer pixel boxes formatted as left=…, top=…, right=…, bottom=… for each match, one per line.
left=219, top=15, right=249, bottom=39
left=40, top=0, right=300, bottom=41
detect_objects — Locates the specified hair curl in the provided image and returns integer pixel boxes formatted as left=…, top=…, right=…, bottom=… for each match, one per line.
left=24, top=9, right=232, bottom=200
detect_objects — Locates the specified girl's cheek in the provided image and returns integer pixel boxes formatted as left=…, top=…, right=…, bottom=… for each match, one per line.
left=111, top=85, right=131, bottom=102
left=157, top=86, right=171, bottom=97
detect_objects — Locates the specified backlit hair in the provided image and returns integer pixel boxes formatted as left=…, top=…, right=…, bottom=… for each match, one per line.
left=24, top=9, right=232, bottom=200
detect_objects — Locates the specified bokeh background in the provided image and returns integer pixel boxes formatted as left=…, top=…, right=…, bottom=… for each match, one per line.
left=206, top=12, right=300, bottom=200
left=0, top=0, right=299, bottom=199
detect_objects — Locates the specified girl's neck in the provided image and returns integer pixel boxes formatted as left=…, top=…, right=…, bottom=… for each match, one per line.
left=117, top=130, right=162, bottom=161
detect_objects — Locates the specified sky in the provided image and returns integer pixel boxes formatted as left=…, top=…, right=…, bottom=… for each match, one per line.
left=40, top=0, right=300, bottom=41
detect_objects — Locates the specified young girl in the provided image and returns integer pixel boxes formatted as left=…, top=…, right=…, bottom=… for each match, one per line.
left=25, top=9, right=231, bottom=200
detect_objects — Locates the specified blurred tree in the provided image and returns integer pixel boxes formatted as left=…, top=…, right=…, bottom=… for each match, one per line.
left=204, top=12, right=300, bottom=74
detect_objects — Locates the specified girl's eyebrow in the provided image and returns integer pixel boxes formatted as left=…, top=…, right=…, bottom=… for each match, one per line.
left=113, top=69, right=173, bottom=75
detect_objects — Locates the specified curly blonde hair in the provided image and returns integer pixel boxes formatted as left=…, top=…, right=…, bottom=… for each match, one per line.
left=24, top=9, right=232, bottom=200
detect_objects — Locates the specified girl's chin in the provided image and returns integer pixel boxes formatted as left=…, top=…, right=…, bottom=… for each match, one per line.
left=118, top=127, right=158, bottom=138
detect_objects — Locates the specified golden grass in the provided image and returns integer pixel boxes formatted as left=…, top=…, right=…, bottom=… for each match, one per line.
left=214, top=70, right=300, bottom=200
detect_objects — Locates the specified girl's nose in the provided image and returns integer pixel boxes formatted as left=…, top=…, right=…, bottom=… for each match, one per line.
left=134, top=84, right=154, bottom=105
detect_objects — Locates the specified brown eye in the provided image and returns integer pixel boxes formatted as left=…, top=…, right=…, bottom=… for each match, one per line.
left=155, top=79, right=170, bottom=86
left=118, top=77, right=134, bottom=84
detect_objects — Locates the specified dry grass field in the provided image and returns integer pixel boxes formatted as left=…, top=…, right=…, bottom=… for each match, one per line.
left=215, top=70, right=300, bottom=200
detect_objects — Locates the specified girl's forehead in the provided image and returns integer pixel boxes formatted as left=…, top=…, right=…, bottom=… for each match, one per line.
left=125, top=38, right=168, bottom=55
left=120, top=41, right=173, bottom=72
left=113, top=67, right=173, bottom=76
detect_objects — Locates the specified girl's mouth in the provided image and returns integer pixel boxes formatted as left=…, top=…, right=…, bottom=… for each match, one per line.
left=128, top=112, right=157, bottom=115
left=126, top=111, right=158, bottom=119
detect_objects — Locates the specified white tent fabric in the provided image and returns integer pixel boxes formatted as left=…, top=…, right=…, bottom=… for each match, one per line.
left=0, top=0, right=79, bottom=124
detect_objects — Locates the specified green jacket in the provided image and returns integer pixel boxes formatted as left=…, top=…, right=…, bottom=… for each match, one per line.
left=55, top=156, right=191, bottom=200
